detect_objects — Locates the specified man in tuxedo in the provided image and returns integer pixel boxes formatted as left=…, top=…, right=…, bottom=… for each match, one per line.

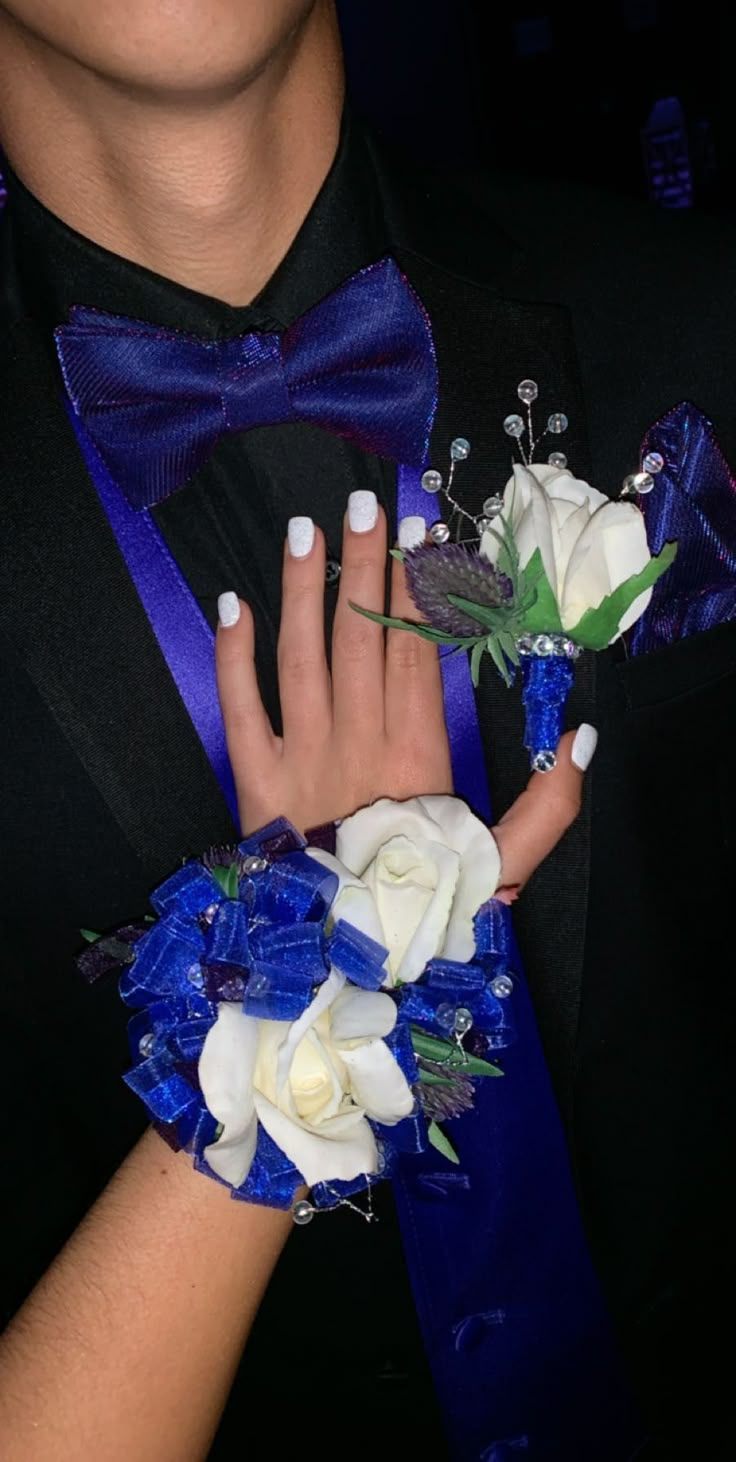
left=0, top=2, right=734, bottom=1457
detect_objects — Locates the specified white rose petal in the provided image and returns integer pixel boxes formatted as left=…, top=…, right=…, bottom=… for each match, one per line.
left=364, top=833, right=460, bottom=983
left=338, top=1040, right=415, bottom=1125
left=561, top=499, right=652, bottom=636
left=329, top=984, right=398, bottom=1042
left=199, top=1003, right=259, bottom=1187
left=254, top=1090, right=378, bottom=1187
left=481, top=462, right=654, bottom=641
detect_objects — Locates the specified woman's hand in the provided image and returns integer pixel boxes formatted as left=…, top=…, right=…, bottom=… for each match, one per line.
left=216, top=492, right=597, bottom=892
left=215, top=492, right=452, bottom=834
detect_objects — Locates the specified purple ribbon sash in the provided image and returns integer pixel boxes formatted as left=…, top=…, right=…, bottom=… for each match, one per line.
left=67, top=411, right=644, bottom=1459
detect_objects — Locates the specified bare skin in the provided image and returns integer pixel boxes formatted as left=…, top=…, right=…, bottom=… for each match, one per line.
left=0, top=7, right=588, bottom=1455
left=0, top=0, right=344, bottom=303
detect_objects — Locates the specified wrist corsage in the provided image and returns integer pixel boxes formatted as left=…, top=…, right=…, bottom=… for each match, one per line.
left=356, top=380, right=677, bottom=771
left=80, top=799, right=516, bottom=1222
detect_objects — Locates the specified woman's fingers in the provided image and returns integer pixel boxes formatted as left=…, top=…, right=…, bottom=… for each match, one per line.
left=384, top=518, right=450, bottom=781
left=277, top=519, right=331, bottom=747
left=331, top=491, right=388, bottom=736
left=492, top=726, right=598, bottom=891
left=216, top=594, right=278, bottom=827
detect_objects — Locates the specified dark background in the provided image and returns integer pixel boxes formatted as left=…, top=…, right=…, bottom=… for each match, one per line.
left=339, top=0, right=733, bottom=210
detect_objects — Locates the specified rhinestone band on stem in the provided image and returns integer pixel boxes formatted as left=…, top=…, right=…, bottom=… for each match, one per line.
left=516, top=632, right=582, bottom=660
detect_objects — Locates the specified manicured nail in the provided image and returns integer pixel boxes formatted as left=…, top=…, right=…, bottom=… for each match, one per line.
left=571, top=723, right=598, bottom=771
left=217, top=591, right=240, bottom=628
left=348, top=490, right=378, bottom=534
left=288, top=516, right=315, bottom=559
left=398, top=515, right=426, bottom=549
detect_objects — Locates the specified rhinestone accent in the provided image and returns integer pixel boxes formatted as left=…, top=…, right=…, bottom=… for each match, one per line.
left=516, top=632, right=580, bottom=659
left=491, top=974, right=514, bottom=999
left=622, top=471, right=654, bottom=496
left=454, top=1007, right=474, bottom=1036
left=421, top=468, right=443, bottom=494
left=241, top=855, right=268, bottom=875
left=292, top=1199, right=316, bottom=1226
left=642, top=451, right=664, bottom=474
left=547, top=412, right=569, bottom=435
left=429, top=521, right=451, bottom=545
left=503, top=413, right=525, bottom=439
left=187, top=964, right=205, bottom=989
left=138, top=1031, right=156, bottom=1058
left=547, top=451, right=568, bottom=469
left=535, top=634, right=556, bottom=657
left=517, top=379, right=539, bottom=404
left=482, top=495, right=504, bottom=518
left=450, top=437, right=471, bottom=461
left=436, top=1002, right=456, bottom=1032
left=532, top=749, right=557, bottom=773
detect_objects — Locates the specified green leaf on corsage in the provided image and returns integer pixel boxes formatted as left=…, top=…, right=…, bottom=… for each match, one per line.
left=427, top=1120, right=460, bottom=1165
left=211, top=863, right=240, bottom=899
left=567, top=540, right=678, bottom=650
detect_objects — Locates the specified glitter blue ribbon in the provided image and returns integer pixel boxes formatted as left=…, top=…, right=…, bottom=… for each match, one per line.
left=520, top=654, right=575, bottom=765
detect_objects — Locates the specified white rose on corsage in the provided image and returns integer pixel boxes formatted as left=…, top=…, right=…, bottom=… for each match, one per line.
left=310, top=795, right=501, bottom=986
left=480, top=462, right=671, bottom=646
left=199, top=971, right=414, bottom=1189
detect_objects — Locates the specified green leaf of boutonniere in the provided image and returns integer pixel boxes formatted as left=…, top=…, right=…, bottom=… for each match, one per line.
left=350, top=603, right=481, bottom=646
left=80, top=928, right=100, bottom=943
left=211, top=863, right=239, bottom=899
left=427, top=1119, right=460, bottom=1165
left=470, top=638, right=486, bottom=687
left=521, top=549, right=563, bottom=633
left=567, top=541, right=678, bottom=651
left=486, top=632, right=514, bottom=686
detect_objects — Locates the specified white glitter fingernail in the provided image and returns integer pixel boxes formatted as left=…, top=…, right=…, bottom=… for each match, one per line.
left=287, top=516, right=315, bottom=558
left=217, top=592, right=240, bottom=628
left=348, top=490, right=378, bottom=534
left=398, top=515, right=426, bottom=549
left=571, top=723, right=598, bottom=771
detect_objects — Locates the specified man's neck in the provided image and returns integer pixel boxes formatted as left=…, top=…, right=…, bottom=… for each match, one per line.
left=0, top=3, right=344, bottom=306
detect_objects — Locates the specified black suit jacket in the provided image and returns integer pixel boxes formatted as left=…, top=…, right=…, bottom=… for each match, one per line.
left=2, top=135, right=735, bottom=1455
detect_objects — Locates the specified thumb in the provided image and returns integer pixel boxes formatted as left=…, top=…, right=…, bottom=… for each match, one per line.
left=491, top=725, right=598, bottom=897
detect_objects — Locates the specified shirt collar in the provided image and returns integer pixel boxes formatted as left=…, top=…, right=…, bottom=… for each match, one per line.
left=0, top=115, right=389, bottom=339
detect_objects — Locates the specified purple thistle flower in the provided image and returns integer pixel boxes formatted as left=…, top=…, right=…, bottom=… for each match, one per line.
left=404, top=544, right=513, bottom=637
left=416, top=1059, right=476, bottom=1122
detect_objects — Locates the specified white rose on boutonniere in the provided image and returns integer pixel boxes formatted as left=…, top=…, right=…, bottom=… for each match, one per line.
left=480, top=462, right=674, bottom=647
left=310, top=796, right=500, bottom=987
left=199, top=970, right=414, bottom=1189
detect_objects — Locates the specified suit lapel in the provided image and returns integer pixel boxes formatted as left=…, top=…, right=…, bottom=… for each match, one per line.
left=375, top=148, right=597, bottom=1100
left=0, top=319, right=235, bottom=882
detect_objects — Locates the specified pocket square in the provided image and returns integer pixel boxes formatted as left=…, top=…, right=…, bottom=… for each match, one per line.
left=630, top=402, right=736, bottom=656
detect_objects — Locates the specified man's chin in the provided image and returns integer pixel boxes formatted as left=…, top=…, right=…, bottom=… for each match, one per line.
left=0, top=0, right=322, bottom=99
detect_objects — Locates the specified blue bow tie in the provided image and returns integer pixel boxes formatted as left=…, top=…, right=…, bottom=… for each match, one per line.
left=54, top=257, right=438, bottom=511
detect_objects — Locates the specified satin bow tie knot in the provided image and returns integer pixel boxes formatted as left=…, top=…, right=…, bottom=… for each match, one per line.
left=54, top=257, right=438, bottom=511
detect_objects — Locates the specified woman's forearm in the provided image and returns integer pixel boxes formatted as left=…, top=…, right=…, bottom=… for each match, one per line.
left=0, top=1127, right=293, bottom=1461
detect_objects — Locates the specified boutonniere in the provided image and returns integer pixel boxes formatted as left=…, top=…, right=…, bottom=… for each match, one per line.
left=356, top=381, right=677, bottom=770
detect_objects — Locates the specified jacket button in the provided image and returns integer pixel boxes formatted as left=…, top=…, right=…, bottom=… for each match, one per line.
left=325, top=558, right=341, bottom=585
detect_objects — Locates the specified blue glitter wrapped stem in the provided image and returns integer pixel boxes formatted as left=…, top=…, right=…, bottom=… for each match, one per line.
left=520, top=654, right=575, bottom=769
